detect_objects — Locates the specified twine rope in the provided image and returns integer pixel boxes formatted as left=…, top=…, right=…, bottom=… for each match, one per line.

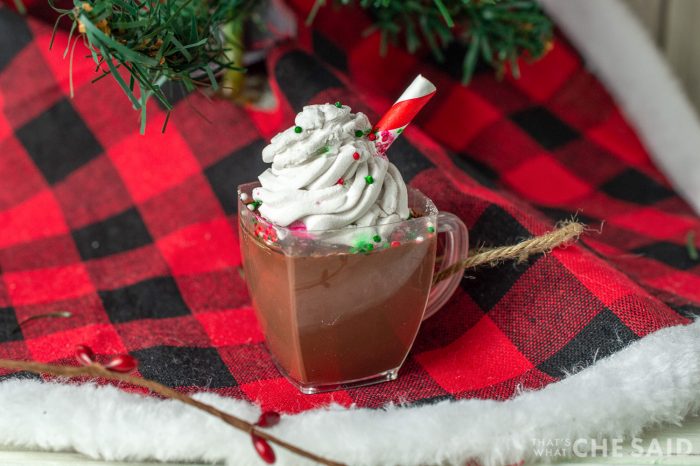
left=433, top=221, right=585, bottom=285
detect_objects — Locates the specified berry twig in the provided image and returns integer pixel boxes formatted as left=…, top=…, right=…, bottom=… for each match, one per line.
left=0, top=355, right=345, bottom=466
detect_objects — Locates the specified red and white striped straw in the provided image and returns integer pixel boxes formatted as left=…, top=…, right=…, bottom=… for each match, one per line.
left=372, top=75, right=436, bottom=156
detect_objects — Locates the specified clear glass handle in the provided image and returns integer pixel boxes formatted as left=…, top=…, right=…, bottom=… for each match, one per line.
left=423, top=212, right=468, bottom=320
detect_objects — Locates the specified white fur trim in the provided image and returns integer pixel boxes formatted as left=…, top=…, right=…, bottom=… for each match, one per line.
left=540, top=0, right=700, bottom=214
left=1, top=320, right=700, bottom=465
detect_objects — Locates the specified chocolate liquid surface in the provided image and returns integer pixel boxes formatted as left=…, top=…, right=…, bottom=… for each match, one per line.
left=240, top=225, right=437, bottom=386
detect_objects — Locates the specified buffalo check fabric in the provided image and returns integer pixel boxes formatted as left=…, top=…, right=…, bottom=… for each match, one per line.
left=1, top=1, right=699, bottom=414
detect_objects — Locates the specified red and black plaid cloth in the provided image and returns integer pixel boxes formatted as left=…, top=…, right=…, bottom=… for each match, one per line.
left=1, top=1, right=699, bottom=413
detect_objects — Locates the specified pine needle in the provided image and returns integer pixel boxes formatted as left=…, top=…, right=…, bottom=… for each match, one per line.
left=13, top=0, right=26, bottom=14
left=687, top=231, right=699, bottom=261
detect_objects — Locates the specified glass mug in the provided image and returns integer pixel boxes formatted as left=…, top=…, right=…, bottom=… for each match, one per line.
left=238, top=182, right=468, bottom=393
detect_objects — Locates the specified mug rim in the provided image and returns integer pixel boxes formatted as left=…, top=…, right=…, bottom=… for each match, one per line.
left=237, top=181, right=438, bottom=234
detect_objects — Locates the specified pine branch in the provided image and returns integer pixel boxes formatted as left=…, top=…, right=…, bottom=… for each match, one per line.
left=30, top=0, right=550, bottom=131
left=312, top=0, right=553, bottom=84
left=51, top=0, right=258, bottom=133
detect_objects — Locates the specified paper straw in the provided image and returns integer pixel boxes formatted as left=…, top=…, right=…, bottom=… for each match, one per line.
left=372, top=75, right=436, bottom=156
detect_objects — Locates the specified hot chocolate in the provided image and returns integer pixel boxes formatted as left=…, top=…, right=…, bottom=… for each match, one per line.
left=240, top=213, right=436, bottom=390
left=238, top=89, right=468, bottom=393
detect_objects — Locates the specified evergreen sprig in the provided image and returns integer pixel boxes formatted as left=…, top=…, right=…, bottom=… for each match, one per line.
left=51, top=0, right=258, bottom=133
left=37, top=0, right=549, bottom=132
left=309, top=0, right=553, bottom=84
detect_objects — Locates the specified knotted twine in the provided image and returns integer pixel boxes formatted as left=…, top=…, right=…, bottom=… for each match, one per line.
left=433, top=221, right=585, bottom=285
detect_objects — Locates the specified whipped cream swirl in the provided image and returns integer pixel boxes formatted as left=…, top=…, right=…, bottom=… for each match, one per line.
left=252, top=104, right=409, bottom=233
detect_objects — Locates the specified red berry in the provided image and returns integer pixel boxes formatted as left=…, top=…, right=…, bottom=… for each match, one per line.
left=391, top=241, right=401, bottom=248
left=104, top=354, right=138, bottom=373
left=251, top=433, right=275, bottom=464
left=368, top=132, right=376, bottom=141
left=337, top=178, right=344, bottom=185
left=256, top=411, right=281, bottom=428
left=352, top=152, right=360, bottom=160
left=75, top=345, right=96, bottom=366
